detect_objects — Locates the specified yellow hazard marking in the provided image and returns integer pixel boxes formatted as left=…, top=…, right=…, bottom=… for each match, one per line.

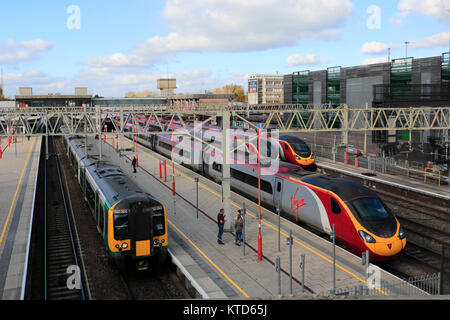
left=168, top=219, right=249, bottom=298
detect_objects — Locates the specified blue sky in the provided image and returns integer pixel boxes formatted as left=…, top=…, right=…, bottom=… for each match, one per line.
left=1, top=0, right=449, bottom=97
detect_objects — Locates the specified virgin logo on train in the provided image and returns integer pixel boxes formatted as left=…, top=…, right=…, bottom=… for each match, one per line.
left=290, top=187, right=307, bottom=216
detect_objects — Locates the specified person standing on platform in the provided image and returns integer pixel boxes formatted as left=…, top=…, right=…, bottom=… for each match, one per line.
left=217, top=208, right=226, bottom=244
left=234, top=210, right=243, bottom=246
left=132, top=156, right=137, bottom=173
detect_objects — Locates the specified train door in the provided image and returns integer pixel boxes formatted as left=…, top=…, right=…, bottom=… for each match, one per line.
left=95, top=191, right=101, bottom=223
left=129, top=202, right=154, bottom=260
left=150, top=134, right=157, bottom=150
left=329, top=196, right=343, bottom=241
left=274, top=178, right=283, bottom=212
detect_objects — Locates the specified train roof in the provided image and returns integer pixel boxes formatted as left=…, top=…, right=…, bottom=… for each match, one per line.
left=278, top=136, right=306, bottom=143
left=300, top=174, right=375, bottom=201
left=67, top=136, right=151, bottom=205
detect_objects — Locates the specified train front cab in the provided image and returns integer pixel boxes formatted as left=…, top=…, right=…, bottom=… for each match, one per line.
left=278, top=136, right=315, bottom=168
left=107, top=195, right=168, bottom=270
left=340, top=197, right=406, bottom=261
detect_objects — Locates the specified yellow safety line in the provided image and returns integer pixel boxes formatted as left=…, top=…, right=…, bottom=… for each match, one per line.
left=0, top=137, right=36, bottom=247
left=126, top=139, right=385, bottom=292
left=168, top=219, right=249, bottom=298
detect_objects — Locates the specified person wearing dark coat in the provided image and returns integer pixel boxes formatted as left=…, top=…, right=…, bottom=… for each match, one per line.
left=132, top=156, right=137, bottom=173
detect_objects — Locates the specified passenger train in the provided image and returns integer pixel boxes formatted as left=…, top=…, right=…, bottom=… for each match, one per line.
left=118, top=115, right=315, bottom=169
left=127, top=125, right=406, bottom=262
left=62, top=133, right=168, bottom=271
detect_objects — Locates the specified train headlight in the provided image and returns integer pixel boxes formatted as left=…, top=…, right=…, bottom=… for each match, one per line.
left=294, top=155, right=300, bottom=160
left=358, top=230, right=376, bottom=243
left=153, top=239, right=159, bottom=245
left=398, top=226, right=406, bottom=239
left=122, top=243, right=128, bottom=249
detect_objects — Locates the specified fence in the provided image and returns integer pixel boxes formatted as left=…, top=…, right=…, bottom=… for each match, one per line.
left=308, top=142, right=448, bottom=186
left=319, top=273, right=441, bottom=297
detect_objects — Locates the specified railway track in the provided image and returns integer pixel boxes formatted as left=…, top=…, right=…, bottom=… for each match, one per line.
left=44, top=137, right=87, bottom=300
left=121, top=264, right=190, bottom=300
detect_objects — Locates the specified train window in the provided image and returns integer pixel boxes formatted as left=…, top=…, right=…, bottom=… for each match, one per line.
left=158, top=140, right=172, bottom=151
left=80, top=169, right=85, bottom=190
left=113, top=213, right=129, bottom=240
left=277, top=182, right=282, bottom=192
left=330, top=198, right=341, bottom=215
left=99, top=206, right=105, bottom=233
left=352, top=197, right=389, bottom=221
left=230, top=168, right=273, bottom=194
left=95, top=193, right=101, bottom=222
left=152, top=209, right=165, bottom=236
left=212, top=162, right=222, bottom=172
left=85, top=182, right=95, bottom=210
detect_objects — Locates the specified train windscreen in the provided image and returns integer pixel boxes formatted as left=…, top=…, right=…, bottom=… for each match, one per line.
left=280, top=137, right=311, bottom=156
left=113, top=213, right=129, bottom=240
left=152, top=205, right=165, bottom=236
left=351, top=197, right=390, bottom=221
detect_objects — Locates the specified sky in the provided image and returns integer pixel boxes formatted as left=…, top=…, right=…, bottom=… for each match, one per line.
left=0, top=0, right=449, bottom=97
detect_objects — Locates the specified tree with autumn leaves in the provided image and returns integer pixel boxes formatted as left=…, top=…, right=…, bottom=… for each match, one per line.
left=213, top=84, right=247, bottom=102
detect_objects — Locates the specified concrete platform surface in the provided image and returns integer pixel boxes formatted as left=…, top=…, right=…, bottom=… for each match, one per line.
left=0, top=136, right=41, bottom=300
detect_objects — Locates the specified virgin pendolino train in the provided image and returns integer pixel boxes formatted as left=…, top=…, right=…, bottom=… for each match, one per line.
left=121, top=115, right=316, bottom=169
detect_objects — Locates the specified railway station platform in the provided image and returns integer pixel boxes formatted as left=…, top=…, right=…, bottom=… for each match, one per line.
left=316, top=157, right=450, bottom=201
left=90, top=136, right=426, bottom=298
left=0, top=136, right=41, bottom=300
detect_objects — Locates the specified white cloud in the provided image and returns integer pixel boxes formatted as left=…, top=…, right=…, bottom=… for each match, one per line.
left=4, top=70, right=56, bottom=85
left=286, top=54, right=328, bottom=67
left=2, top=70, right=69, bottom=97
left=397, top=0, right=450, bottom=22
left=411, top=31, right=450, bottom=48
left=0, top=39, right=52, bottom=64
left=157, top=0, right=353, bottom=52
left=86, top=0, right=354, bottom=73
left=360, top=57, right=388, bottom=65
left=360, top=41, right=391, bottom=55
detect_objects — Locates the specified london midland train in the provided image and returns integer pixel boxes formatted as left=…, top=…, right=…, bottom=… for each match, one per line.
left=127, top=122, right=406, bottom=262
left=62, top=133, right=168, bottom=271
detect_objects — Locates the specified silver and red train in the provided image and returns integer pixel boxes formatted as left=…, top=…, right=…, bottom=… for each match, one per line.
left=116, top=115, right=406, bottom=261
left=115, top=114, right=315, bottom=169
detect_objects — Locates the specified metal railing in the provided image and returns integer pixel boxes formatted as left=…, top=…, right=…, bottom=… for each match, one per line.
left=307, top=142, right=449, bottom=186
left=319, top=273, right=441, bottom=297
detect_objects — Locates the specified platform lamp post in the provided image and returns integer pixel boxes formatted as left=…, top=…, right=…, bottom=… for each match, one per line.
left=257, top=127, right=262, bottom=261
left=171, top=116, right=176, bottom=215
